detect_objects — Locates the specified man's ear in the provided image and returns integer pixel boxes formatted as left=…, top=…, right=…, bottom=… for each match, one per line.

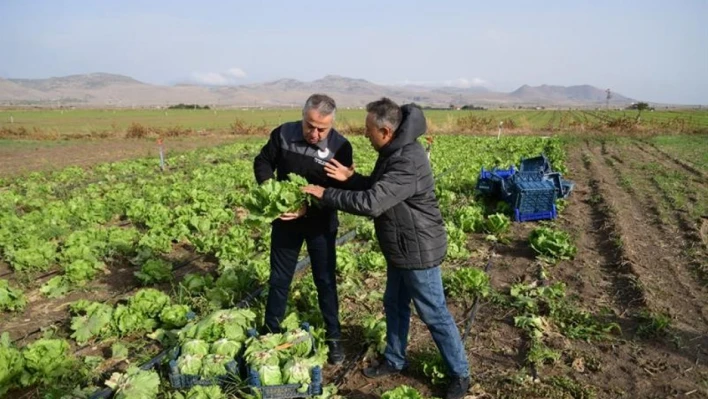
left=381, top=125, right=394, bottom=141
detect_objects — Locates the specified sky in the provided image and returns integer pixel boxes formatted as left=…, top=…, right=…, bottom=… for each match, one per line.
left=1, top=0, right=706, bottom=104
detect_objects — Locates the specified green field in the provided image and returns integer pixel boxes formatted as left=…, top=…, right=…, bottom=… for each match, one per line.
left=1, top=108, right=707, bottom=137
left=649, top=135, right=708, bottom=172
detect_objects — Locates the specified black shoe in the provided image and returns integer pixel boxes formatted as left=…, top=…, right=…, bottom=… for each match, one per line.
left=326, top=340, right=345, bottom=365
left=362, top=362, right=403, bottom=379
left=446, top=376, right=470, bottom=399
left=258, top=325, right=281, bottom=336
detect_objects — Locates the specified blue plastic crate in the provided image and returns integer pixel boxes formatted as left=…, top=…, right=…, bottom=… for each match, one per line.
left=247, top=366, right=323, bottom=398
left=245, top=323, right=323, bottom=398
left=508, top=180, right=557, bottom=221
left=561, top=180, right=575, bottom=198
left=520, top=154, right=552, bottom=174
left=475, top=177, right=498, bottom=195
left=479, top=166, right=516, bottom=180
left=509, top=180, right=557, bottom=213
left=476, top=177, right=514, bottom=199
left=543, top=172, right=575, bottom=199
left=167, top=346, right=241, bottom=389
left=498, top=177, right=514, bottom=199
left=512, top=171, right=544, bottom=183
left=514, top=205, right=557, bottom=222
left=476, top=175, right=507, bottom=197
left=477, top=167, right=516, bottom=198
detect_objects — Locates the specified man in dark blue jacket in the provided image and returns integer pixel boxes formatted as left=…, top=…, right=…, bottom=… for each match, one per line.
left=302, top=98, right=470, bottom=399
left=253, top=93, right=352, bottom=364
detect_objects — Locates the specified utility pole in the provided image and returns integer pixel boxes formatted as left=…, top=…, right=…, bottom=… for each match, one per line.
left=605, top=89, right=612, bottom=110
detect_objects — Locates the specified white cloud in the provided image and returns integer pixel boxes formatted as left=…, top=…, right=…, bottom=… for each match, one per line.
left=190, top=67, right=248, bottom=85
left=226, top=68, right=247, bottom=78
left=443, top=78, right=488, bottom=88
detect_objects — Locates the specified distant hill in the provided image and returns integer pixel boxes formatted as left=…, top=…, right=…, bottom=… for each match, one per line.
left=0, top=73, right=637, bottom=107
left=0, top=78, right=50, bottom=102
left=9, top=73, right=145, bottom=91
left=510, top=84, right=631, bottom=104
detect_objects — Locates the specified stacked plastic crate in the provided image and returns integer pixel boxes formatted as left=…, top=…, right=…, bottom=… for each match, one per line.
left=474, top=154, right=574, bottom=222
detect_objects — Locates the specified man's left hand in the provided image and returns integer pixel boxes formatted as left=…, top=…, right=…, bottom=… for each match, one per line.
left=302, top=185, right=325, bottom=200
left=325, top=159, right=355, bottom=182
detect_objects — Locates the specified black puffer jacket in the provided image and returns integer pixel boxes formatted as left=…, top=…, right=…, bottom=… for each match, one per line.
left=322, top=105, right=447, bottom=269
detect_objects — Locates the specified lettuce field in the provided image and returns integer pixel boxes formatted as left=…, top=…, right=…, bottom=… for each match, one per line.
left=0, top=133, right=706, bottom=398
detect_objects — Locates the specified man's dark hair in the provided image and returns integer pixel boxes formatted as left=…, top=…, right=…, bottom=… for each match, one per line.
left=366, top=97, right=402, bottom=132
left=303, top=94, right=337, bottom=118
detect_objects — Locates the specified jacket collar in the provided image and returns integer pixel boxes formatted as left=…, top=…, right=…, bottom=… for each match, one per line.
left=289, top=121, right=330, bottom=151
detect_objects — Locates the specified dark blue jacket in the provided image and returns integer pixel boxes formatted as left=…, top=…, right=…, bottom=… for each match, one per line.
left=321, top=105, right=447, bottom=269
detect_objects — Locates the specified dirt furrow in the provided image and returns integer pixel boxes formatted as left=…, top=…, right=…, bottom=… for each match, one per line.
left=564, top=146, right=643, bottom=312
left=586, top=143, right=708, bottom=332
left=611, top=143, right=708, bottom=286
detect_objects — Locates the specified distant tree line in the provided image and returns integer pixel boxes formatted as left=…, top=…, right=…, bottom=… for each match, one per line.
left=420, top=104, right=488, bottom=111
left=421, top=106, right=451, bottom=110
left=460, top=104, right=487, bottom=110
left=168, top=104, right=211, bottom=110
left=626, top=102, right=653, bottom=112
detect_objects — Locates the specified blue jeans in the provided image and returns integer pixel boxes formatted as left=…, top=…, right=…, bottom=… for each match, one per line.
left=383, top=265, right=469, bottom=378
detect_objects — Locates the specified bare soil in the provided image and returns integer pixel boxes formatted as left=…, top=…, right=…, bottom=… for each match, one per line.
left=0, top=136, right=240, bottom=177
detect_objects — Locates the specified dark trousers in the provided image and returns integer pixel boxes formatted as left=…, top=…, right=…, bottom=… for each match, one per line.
left=264, top=221, right=341, bottom=340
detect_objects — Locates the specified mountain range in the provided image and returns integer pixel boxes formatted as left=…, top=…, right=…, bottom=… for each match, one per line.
left=0, top=73, right=635, bottom=107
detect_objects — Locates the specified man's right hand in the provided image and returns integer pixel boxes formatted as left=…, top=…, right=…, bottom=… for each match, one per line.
left=279, top=204, right=306, bottom=221
left=325, top=159, right=355, bottom=182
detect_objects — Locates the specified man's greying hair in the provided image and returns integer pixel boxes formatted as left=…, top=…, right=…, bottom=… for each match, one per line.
left=366, top=97, right=402, bottom=132
left=303, top=94, right=336, bottom=119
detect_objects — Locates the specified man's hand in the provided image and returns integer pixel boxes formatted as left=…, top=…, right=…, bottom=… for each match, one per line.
left=302, top=185, right=326, bottom=200
left=279, top=204, right=307, bottom=221
left=324, top=159, right=355, bottom=182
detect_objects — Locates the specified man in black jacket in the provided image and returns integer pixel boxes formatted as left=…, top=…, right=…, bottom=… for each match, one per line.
left=253, top=93, right=352, bottom=364
left=302, top=98, right=470, bottom=399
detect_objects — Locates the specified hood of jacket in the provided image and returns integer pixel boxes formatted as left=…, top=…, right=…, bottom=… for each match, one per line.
left=380, top=104, right=427, bottom=157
